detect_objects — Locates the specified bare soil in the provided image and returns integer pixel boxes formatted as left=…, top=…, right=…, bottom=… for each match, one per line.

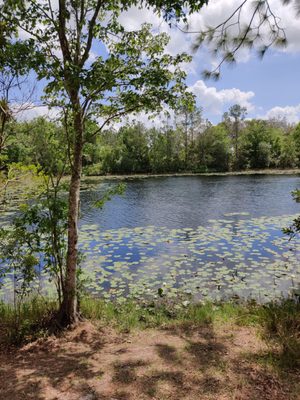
left=0, top=321, right=299, bottom=400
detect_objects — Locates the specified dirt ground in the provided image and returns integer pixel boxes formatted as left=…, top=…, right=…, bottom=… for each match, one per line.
left=0, top=321, right=299, bottom=400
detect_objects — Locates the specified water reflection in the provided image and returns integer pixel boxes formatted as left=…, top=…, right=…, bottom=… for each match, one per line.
left=80, top=175, right=300, bottom=230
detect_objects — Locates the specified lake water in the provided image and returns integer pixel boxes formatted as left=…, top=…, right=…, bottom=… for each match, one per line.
left=1, top=174, right=300, bottom=302
left=76, top=175, right=300, bottom=302
left=80, top=175, right=300, bottom=229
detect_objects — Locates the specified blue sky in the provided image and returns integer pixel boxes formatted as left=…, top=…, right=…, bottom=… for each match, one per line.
left=198, top=49, right=300, bottom=123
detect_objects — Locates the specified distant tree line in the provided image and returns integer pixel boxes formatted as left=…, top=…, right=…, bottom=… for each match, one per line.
left=2, top=105, right=300, bottom=176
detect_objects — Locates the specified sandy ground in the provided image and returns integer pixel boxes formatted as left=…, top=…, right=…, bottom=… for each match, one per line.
left=0, top=321, right=299, bottom=400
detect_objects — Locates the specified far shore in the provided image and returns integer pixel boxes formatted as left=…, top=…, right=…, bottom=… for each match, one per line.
left=81, top=168, right=300, bottom=181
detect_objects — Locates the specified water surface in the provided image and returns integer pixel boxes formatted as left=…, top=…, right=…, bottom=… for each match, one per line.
left=77, top=175, right=300, bottom=302
left=80, top=175, right=300, bottom=229
left=2, top=175, right=300, bottom=302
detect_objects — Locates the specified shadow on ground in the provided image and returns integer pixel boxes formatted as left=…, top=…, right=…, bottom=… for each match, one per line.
left=0, top=321, right=298, bottom=400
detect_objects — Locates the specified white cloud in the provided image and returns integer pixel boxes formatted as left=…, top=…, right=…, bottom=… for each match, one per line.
left=117, top=6, right=198, bottom=74
left=103, top=108, right=175, bottom=130
left=189, top=80, right=255, bottom=115
left=117, top=1, right=300, bottom=76
left=259, top=104, right=300, bottom=124
left=186, top=0, right=300, bottom=53
left=13, top=103, right=60, bottom=121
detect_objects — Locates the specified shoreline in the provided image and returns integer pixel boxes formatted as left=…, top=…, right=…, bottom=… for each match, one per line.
left=81, top=168, right=300, bottom=181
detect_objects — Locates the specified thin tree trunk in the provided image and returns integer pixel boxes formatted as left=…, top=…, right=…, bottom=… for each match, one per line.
left=58, top=106, right=83, bottom=326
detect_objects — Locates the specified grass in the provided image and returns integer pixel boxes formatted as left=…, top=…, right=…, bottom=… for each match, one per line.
left=1, top=295, right=299, bottom=370
left=256, top=300, right=300, bottom=368
left=80, top=297, right=252, bottom=331
left=0, top=297, right=58, bottom=345
left=81, top=297, right=266, bottom=331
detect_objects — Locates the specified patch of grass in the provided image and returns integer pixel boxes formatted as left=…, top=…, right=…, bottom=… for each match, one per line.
left=81, top=297, right=217, bottom=331
left=81, top=297, right=180, bottom=331
left=243, top=350, right=282, bottom=369
left=0, top=297, right=57, bottom=345
left=256, top=300, right=300, bottom=369
left=81, top=297, right=262, bottom=331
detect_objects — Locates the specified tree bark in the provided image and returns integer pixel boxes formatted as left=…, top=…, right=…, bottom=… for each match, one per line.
left=58, top=105, right=83, bottom=326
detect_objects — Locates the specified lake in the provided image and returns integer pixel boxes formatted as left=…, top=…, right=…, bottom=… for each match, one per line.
left=1, top=174, right=300, bottom=302
left=77, top=174, right=300, bottom=303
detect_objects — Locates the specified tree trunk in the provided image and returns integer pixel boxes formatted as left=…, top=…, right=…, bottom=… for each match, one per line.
left=58, top=106, right=83, bottom=326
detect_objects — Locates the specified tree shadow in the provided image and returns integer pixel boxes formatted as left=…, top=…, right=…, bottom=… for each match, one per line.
left=0, top=343, right=102, bottom=399
left=230, top=360, right=290, bottom=400
left=140, top=370, right=185, bottom=398
left=113, top=360, right=148, bottom=384
left=185, top=339, right=227, bottom=370
left=148, top=324, right=228, bottom=398
left=196, top=375, right=222, bottom=395
left=162, top=321, right=214, bottom=338
left=71, top=328, right=106, bottom=351
left=155, top=343, right=181, bottom=364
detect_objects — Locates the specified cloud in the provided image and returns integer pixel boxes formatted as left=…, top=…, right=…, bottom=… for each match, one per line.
left=102, top=108, right=175, bottom=130
left=189, top=80, right=255, bottom=115
left=259, top=104, right=300, bottom=124
left=117, top=6, right=198, bottom=74
left=13, top=103, right=60, bottom=121
left=116, top=1, right=300, bottom=77
left=187, top=0, right=300, bottom=52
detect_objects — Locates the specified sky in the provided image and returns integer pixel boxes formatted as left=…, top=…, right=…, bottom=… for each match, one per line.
left=15, top=0, right=300, bottom=126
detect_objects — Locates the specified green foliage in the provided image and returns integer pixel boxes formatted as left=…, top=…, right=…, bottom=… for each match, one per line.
left=1, top=2, right=196, bottom=133
left=0, top=297, right=57, bottom=345
left=238, top=120, right=284, bottom=169
left=283, top=215, right=300, bottom=239
left=283, top=184, right=300, bottom=240
left=0, top=163, right=45, bottom=208
left=5, top=118, right=69, bottom=175
left=0, top=186, right=69, bottom=303
left=292, top=189, right=300, bottom=202
left=196, top=124, right=231, bottom=171
left=2, top=115, right=299, bottom=177
left=292, top=123, right=300, bottom=166
left=94, top=183, right=126, bottom=208
left=279, top=134, right=297, bottom=168
left=195, top=0, right=288, bottom=77
left=80, top=297, right=239, bottom=331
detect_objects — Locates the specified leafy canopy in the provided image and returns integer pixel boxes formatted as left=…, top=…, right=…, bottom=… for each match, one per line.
left=0, top=0, right=207, bottom=131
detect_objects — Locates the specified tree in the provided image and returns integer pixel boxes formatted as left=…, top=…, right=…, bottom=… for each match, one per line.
left=223, top=104, right=247, bottom=170
left=149, top=125, right=183, bottom=172
left=117, top=123, right=150, bottom=173
left=0, top=20, right=36, bottom=163
left=292, top=123, right=300, bottom=166
left=240, top=119, right=281, bottom=169
left=175, top=105, right=207, bottom=168
left=196, top=123, right=230, bottom=171
left=279, top=133, right=297, bottom=168
left=1, top=0, right=208, bottom=325
left=0, top=98, right=12, bottom=157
